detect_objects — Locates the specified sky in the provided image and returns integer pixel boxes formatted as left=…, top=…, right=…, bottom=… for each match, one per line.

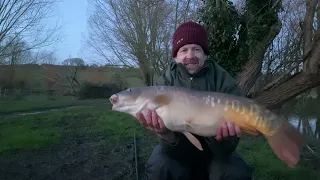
left=43, top=0, right=241, bottom=65
left=43, top=0, right=92, bottom=64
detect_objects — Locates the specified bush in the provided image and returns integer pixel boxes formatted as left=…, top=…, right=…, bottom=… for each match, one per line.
left=77, top=82, right=126, bottom=100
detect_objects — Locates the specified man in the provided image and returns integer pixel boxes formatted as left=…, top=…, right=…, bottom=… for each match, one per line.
left=136, top=21, right=254, bottom=180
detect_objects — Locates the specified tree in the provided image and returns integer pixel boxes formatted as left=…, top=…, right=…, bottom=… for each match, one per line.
left=33, top=50, right=58, bottom=64
left=61, top=57, right=86, bottom=95
left=199, top=0, right=320, bottom=110
left=0, top=0, right=62, bottom=60
left=84, top=0, right=200, bottom=85
left=62, top=58, right=85, bottom=66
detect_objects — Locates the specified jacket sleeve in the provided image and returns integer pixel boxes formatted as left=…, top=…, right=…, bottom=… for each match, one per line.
left=204, top=61, right=244, bottom=158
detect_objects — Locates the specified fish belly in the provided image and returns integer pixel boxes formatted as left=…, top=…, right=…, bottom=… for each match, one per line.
left=186, top=112, right=223, bottom=137
left=155, top=105, right=191, bottom=132
left=155, top=100, right=224, bottom=137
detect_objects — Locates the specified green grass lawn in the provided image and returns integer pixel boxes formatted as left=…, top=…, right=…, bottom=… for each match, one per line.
left=0, top=94, right=108, bottom=114
left=0, top=107, right=319, bottom=179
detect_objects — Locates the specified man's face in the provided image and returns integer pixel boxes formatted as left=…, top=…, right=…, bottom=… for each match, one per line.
left=174, top=44, right=207, bottom=74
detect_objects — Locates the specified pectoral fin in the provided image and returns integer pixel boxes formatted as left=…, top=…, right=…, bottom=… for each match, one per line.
left=182, top=132, right=203, bottom=151
left=152, top=94, right=171, bottom=105
left=148, top=94, right=171, bottom=110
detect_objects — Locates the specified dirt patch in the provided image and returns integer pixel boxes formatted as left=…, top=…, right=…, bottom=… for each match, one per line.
left=0, top=113, right=147, bottom=180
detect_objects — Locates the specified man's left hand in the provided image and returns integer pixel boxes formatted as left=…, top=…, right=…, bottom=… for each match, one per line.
left=215, top=121, right=242, bottom=141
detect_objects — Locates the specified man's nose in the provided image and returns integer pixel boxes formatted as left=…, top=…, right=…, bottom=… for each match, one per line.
left=186, top=49, right=195, bottom=58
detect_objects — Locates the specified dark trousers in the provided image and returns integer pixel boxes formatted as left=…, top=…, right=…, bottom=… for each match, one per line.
left=144, top=144, right=254, bottom=180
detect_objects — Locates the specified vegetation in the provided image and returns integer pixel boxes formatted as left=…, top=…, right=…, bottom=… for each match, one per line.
left=0, top=107, right=319, bottom=179
left=199, top=0, right=320, bottom=110
left=0, top=112, right=62, bottom=154
left=1, top=0, right=320, bottom=179
left=2, top=0, right=320, bottom=112
left=0, top=0, right=62, bottom=65
left=0, top=64, right=142, bottom=97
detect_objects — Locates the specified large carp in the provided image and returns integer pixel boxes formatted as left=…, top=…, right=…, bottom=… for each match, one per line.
left=109, top=85, right=306, bottom=168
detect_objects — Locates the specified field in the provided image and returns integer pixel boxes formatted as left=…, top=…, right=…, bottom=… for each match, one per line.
left=0, top=98, right=320, bottom=180
left=0, top=94, right=108, bottom=115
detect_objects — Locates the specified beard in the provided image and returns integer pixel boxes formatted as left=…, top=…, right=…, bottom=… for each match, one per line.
left=183, top=57, right=200, bottom=74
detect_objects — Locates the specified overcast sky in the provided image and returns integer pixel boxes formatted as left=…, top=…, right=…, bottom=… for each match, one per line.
left=42, top=0, right=90, bottom=64
left=43, top=0, right=240, bottom=64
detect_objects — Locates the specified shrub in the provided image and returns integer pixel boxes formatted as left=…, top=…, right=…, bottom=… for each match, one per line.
left=77, top=82, right=126, bottom=100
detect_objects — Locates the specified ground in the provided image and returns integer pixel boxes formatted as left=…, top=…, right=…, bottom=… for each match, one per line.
left=0, top=98, right=320, bottom=180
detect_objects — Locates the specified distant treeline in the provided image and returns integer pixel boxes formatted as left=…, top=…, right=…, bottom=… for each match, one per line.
left=0, top=64, right=144, bottom=97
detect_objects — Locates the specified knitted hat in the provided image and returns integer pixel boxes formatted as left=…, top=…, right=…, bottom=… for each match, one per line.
left=172, top=21, right=209, bottom=57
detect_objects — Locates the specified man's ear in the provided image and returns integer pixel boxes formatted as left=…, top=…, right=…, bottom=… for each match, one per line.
left=204, top=55, right=208, bottom=61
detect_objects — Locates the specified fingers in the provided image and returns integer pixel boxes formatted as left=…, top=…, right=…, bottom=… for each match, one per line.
left=136, top=112, right=146, bottom=125
left=151, top=110, right=159, bottom=130
left=158, top=116, right=165, bottom=131
left=215, top=121, right=242, bottom=141
left=221, top=121, right=229, bottom=138
left=235, top=125, right=242, bottom=137
left=145, top=109, right=153, bottom=128
left=215, top=126, right=222, bottom=141
left=136, top=109, right=168, bottom=134
left=227, top=121, right=236, bottom=136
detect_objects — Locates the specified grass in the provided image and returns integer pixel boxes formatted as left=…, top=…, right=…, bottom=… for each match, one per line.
left=0, top=112, right=62, bottom=154
left=237, top=137, right=320, bottom=180
left=0, top=106, right=143, bottom=155
left=0, top=94, right=108, bottom=114
left=0, top=106, right=319, bottom=179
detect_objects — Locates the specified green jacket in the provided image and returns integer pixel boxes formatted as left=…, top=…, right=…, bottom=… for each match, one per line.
left=153, top=59, right=244, bottom=160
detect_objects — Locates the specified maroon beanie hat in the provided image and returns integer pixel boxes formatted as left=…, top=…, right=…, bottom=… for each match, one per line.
left=172, top=21, right=209, bottom=58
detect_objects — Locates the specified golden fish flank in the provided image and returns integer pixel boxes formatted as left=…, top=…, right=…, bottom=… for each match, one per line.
left=202, top=95, right=253, bottom=124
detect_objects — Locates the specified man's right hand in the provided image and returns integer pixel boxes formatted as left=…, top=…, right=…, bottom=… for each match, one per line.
left=136, top=109, right=169, bottom=134
left=136, top=109, right=177, bottom=143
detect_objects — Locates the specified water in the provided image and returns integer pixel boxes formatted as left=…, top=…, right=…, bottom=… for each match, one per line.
left=289, top=116, right=319, bottom=139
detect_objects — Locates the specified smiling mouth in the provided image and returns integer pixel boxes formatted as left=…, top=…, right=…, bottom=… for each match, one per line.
left=184, top=63, right=198, bottom=68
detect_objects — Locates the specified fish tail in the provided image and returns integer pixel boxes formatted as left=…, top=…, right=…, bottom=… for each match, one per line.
left=266, top=120, right=306, bottom=168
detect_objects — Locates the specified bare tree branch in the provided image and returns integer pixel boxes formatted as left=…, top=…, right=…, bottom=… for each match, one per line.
left=84, top=0, right=200, bottom=85
left=254, top=0, right=320, bottom=109
left=0, top=0, right=63, bottom=59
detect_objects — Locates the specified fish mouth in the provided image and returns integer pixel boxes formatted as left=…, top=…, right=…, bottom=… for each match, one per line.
left=109, top=94, right=137, bottom=112
left=109, top=94, right=119, bottom=110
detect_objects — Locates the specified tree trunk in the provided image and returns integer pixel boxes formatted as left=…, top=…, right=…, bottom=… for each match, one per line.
left=237, top=23, right=282, bottom=95
left=253, top=72, right=320, bottom=109
left=249, top=0, right=320, bottom=110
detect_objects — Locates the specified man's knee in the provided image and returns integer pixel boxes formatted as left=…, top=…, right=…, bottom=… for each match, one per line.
left=144, top=144, right=190, bottom=180
left=208, top=152, right=254, bottom=180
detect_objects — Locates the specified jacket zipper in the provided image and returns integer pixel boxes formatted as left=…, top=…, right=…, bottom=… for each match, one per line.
left=189, top=77, right=193, bottom=88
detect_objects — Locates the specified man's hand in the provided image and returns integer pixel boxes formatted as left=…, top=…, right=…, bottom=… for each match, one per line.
left=136, top=109, right=177, bottom=143
left=136, top=109, right=170, bottom=134
left=215, top=121, right=242, bottom=141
